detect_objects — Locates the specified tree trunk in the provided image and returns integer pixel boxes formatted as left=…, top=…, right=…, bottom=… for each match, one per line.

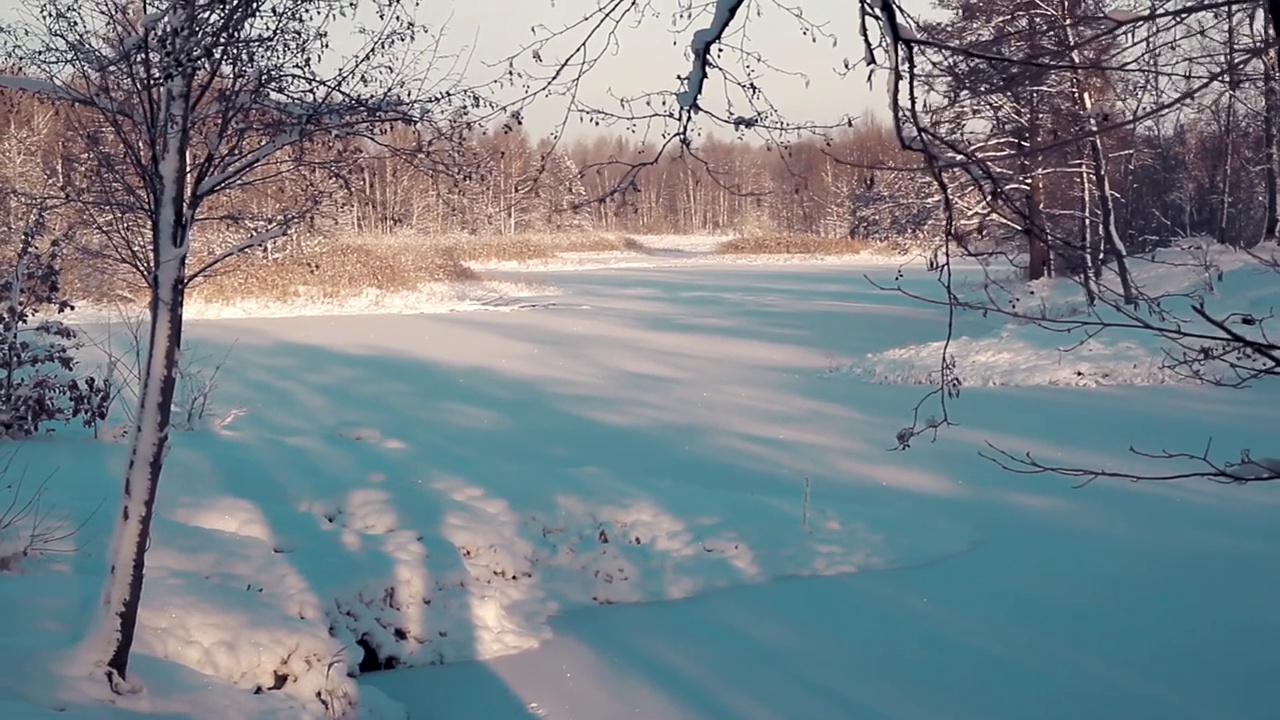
left=1264, top=13, right=1279, bottom=243
left=1056, top=0, right=1133, bottom=304
left=1217, top=4, right=1238, bottom=246
left=1218, top=111, right=1235, bottom=245
left=1084, top=130, right=1134, bottom=303
left=100, top=267, right=185, bottom=689
left=1078, top=161, right=1096, bottom=305
left=98, top=26, right=194, bottom=688
left=1027, top=163, right=1050, bottom=279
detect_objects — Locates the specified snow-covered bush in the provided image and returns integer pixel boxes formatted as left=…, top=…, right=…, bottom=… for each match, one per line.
left=0, top=218, right=110, bottom=439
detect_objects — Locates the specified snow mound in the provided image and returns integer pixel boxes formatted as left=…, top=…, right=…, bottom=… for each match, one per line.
left=849, top=242, right=1280, bottom=388
left=850, top=333, right=1181, bottom=387
left=979, top=242, right=1271, bottom=328
left=83, top=437, right=972, bottom=717
left=298, top=471, right=972, bottom=673
left=138, top=518, right=370, bottom=717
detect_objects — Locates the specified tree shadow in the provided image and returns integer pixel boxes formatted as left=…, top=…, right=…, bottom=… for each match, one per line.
left=491, top=524, right=1279, bottom=720
left=151, top=307, right=988, bottom=715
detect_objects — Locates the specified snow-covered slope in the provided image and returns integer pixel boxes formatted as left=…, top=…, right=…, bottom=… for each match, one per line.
left=0, top=265, right=977, bottom=719
left=2, top=256, right=1276, bottom=720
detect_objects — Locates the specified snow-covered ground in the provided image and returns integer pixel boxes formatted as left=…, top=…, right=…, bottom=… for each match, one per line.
left=1, top=248, right=1278, bottom=719
left=64, top=279, right=562, bottom=324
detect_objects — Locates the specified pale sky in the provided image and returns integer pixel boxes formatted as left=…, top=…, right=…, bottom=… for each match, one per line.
left=0, top=0, right=939, bottom=139
left=420, top=0, right=929, bottom=139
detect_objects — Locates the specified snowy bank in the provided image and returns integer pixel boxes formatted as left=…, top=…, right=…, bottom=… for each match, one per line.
left=63, top=280, right=561, bottom=324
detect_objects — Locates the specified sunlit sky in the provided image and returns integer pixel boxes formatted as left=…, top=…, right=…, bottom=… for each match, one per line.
left=419, top=0, right=938, bottom=139
left=0, top=0, right=940, bottom=139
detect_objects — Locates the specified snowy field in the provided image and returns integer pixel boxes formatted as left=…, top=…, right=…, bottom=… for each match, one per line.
left=1, top=248, right=1278, bottom=719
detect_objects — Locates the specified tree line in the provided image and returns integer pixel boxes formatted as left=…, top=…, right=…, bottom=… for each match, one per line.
left=0, top=93, right=937, bottom=246
left=7, top=60, right=1273, bottom=264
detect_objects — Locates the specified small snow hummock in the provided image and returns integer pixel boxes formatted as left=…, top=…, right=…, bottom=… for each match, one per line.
left=847, top=333, right=1183, bottom=388
left=1103, top=8, right=1143, bottom=26
left=846, top=242, right=1279, bottom=389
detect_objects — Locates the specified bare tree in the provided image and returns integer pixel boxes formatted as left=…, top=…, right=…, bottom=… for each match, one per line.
left=0, top=0, right=476, bottom=695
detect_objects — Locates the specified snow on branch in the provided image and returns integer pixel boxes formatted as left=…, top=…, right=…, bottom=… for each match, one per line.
left=1103, top=8, right=1143, bottom=27
left=0, top=75, right=139, bottom=122
left=676, top=0, right=748, bottom=111
left=193, top=127, right=304, bottom=198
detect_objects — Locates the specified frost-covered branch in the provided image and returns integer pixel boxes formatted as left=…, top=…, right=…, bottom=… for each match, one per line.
left=982, top=439, right=1280, bottom=488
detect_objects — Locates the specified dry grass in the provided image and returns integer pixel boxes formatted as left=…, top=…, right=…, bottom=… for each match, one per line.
left=187, top=233, right=633, bottom=303
left=715, top=235, right=871, bottom=255
left=58, top=233, right=642, bottom=308
left=59, top=232, right=877, bottom=309
left=439, top=233, right=631, bottom=262
left=189, top=241, right=478, bottom=304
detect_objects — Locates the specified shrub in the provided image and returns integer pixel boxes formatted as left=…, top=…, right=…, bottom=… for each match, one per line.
left=91, top=309, right=235, bottom=436
left=0, top=453, right=81, bottom=572
left=0, top=216, right=110, bottom=439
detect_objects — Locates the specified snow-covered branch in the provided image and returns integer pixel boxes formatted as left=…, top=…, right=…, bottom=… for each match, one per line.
left=0, top=75, right=140, bottom=123
left=186, top=226, right=288, bottom=282
left=676, top=0, right=749, bottom=111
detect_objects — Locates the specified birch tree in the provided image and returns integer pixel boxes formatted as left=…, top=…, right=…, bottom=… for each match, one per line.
left=0, top=0, right=474, bottom=693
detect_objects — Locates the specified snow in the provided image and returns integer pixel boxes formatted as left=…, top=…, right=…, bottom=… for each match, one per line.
left=1, top=246, right=1278, bottom=719
left=677, top=0, right=748, bottom=110
left=849, top=332, right=1183, bottom=387
left=848, top=242, right=1277, bottom=387
left=141, top=10, right=167, bottom=28
left=62, top=280, right=561, bottom=323
left=189, top=227, right=288, bottom=281
left=1104, top=8, right=1143, bottom=25
left=195, top=128, right=304, bottom=197
left=0, top=76, right=141, bottom=123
